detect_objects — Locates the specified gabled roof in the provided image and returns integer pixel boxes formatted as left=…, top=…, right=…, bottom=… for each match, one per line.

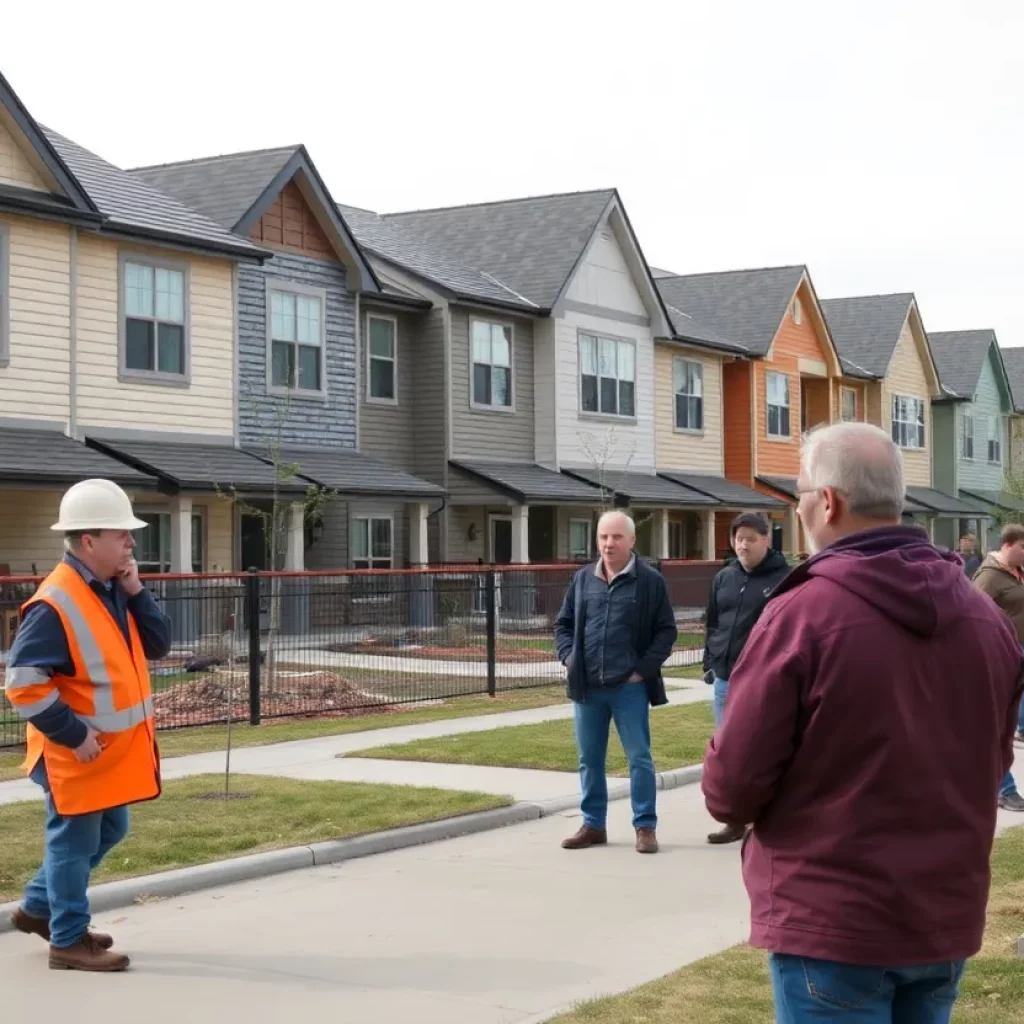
left=928, top=329, right=1005, bottom=402
left=131, top=146, right=378, bottom=290
left=1000, top=347, right=1024, bottom=413
left=819, top=293, right=915, bottom=379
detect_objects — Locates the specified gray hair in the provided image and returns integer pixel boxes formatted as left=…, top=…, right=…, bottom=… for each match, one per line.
left=801, top=422, right=904, bottom=520
left=597, top=510, right=636, bottom=537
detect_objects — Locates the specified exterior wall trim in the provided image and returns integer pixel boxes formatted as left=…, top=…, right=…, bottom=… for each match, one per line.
left=562, top=299, right=650, bottom=328
left=365, top=310, right=399, bottom=407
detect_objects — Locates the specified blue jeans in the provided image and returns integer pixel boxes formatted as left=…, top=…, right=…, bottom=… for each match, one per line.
left=21, top=759, right=129, bottom=948
left=770, top=954, right=965, bottom=1023
left=574, top=681, right=656, bottom=830
left=713, top=676, right=729, bottom=728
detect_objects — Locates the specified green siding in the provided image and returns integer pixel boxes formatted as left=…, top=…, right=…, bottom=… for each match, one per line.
left=959, top=345, right=1011, bottom=493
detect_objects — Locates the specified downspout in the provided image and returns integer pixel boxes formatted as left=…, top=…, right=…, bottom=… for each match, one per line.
left=68, top=227, right=78, bottom=438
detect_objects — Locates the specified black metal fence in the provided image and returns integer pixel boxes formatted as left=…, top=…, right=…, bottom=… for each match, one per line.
left=0, top=561, right=712, bottom=749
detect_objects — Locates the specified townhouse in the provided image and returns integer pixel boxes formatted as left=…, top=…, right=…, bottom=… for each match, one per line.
left=1002, top=347, right=1024, bottom=484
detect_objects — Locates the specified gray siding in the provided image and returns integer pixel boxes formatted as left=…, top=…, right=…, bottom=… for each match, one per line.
left=411, top=307, right=448, bottom=485
left=959, top=347, right=1010, bottom=492
left=306, top=497, right=411, bottom=570
left=450, top=308, right=535, bottom=462
left=931, top=404, right=956, bottom=494
left=238, top=252, right=356, bottom=449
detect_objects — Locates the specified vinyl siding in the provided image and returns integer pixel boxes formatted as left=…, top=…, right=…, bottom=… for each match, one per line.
left=0, top=118, right=47, bottom=191
left=723, top=360, right=753, bottom=486
left=882, top=319, right=931, bottom=486
left=533, top=318, right=558, bottom=468
left=932, top=403, right=956, bottom=494
left=410, top=307, right=447, bottom=486
left=957, top=347, right=1010, bottom=493
left=132, top=494, right=234, bottom=572
left=565, top=229, right=648, bottom=317
left=76, top=236, right=235, bottom=435
left=833, top=380, right=867, bottom=423
left=0, top=488, right=63, bottom=574
left=306, top=497, right=411, bottom=570
left=655, top=344, right=724, bottom=475
left=0, top=214, right=71, bottom=420
left=1011, top=415, right=1024, bottom=478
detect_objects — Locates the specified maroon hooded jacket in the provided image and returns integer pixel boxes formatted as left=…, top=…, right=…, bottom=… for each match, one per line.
left=702, top=525, right=1023, bottom=966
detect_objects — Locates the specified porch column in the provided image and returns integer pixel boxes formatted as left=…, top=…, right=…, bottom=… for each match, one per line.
left=282, top=502, right=308, bottom=635
left=285, top=502, right=305, bottom=571
left=928, top=517, right=936, bottom=544
left=654, top=509, right=670, bottom=559
left=702, top=509, right=716, bottom=561
left=169, top=495, right=193, bottom=573
left=167, top=495, right=195, bottom=644
left=407, top=502, right=432, bottom=627
left=407, top=502, right=430, bottom=566
left=512, top=504, right=530, bottom=563
left=979, top=518, right=989, bottom=556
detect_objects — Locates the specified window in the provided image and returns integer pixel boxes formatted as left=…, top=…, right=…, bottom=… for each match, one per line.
left=568, top=519, right=592, bottom=561
left=989, top=416, right=1002, bottom=464
left=0, top=224, right=9, bottom=365
left=766, top=372, right=790, bottom=438
left=840, top=387, right=857, bottom=422
left=962, top=413, right=975, bottom=459
left=352, top=517, right=392, bottom=569
left=668, top=521, right=685, bottom=559
left=792, top=297, right=802, bottom=325
left=134, top=512, right=203, bottom=573
left=268, top=285, right=325, bottom=393
left=471, top=320, right=512, bottom=408
left=579, top=333, right=635, bottom=418
left=367, top=315, right=397, bottom=402
left=891, top=395, right=926, bottom=450
left=673, top=358, right=704, bottom=431
left=121, top=257, right=187, bottom=380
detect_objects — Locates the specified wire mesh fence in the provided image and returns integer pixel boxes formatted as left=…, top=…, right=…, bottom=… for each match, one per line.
left=0, top=560, right=713, bottom=749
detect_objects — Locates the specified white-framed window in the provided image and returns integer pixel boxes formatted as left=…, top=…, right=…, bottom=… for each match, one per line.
left=120, top=255, right=188, bottom=382
left=962, top=413, right=975, bottom=459
left=568, top=518, right=592, bottom=561
left=0, top=223, right=9, bottom=366
left=366, top=314, right=397, bottom=402
left=840, top=387, right=857, bottom=422
left=673, top=358, right=704, bottom=432
left=268, top=284, right=325, bottom=393
left=471, top=319, right=513, bottom=408
left=891, top=395, right=926, bottom=450
left=792, top=297, right=802, bottom=325
left=351, top=516, right=392, bottom=570
left=988, top=415, right=1002, bottom=464
left=579, top=333, right=636, bottom=418
left=766, top=371, right=790, bottom=438
left=134, top=511, right=204, bottom=573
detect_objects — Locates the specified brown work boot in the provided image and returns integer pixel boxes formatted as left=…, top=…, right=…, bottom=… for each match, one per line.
left=635, top=828, right=659, bottom=854
left=561, top=825, right=608, bottom=850
left=707, top=823, right=749, bottom=845
left=49, top=935, right=129, bottom=972
left=10, top=907, right=113, bottom=950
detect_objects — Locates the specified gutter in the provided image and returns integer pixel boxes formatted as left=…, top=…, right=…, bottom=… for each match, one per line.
left=98, top=223, right=272, bottom=264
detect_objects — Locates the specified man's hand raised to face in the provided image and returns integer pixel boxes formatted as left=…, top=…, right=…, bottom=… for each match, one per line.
left=118, top=557, right=143, bottom=598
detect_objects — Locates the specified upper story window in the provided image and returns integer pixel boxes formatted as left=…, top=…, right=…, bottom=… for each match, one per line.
left=792, top=297, right=802, bottom=325
left=961, top=413, right=975, bottom=459
left=0, top=224, right=9, bottom=366
left=471, top=319, right=513, bottom=409
left=892, top=395, right=925, bottom=450
left=673, top=358, right=704, bottom=431
left=766, top=371, right=790, bottom=438
left=840, top=387, right=857, bottom=422
left=988, top=415, right=1003, bottom=464
left=268, top=284, right=325, bottom=394
left=579, top=333, right=635, bottom=418
left=121, top=256, right=188, bottom=382
left=367, top=315, right=397, bottom=403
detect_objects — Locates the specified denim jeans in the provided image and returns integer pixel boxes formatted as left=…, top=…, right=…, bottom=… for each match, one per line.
left=713, top=676, right=729, bottom=729
left=573, top=681, right=656, bottom=830
left=21, top=759, right=130, bottom=948
left=770, top=954, right=965, bottom=1023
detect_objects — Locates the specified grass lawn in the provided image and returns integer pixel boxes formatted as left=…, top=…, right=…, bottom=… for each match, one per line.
left=0, top=774, right=510, bottom=904
left=549, top=825, right=1024, bottom=1023
left=348, top=701, right=714, bottom=775
left=0, top=750, right=22, bottom=783
left=664, top=665, right=704, bottom=680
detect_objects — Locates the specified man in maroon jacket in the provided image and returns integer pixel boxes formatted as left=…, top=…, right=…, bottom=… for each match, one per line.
left=703, top=421, right=1023, bottom=1023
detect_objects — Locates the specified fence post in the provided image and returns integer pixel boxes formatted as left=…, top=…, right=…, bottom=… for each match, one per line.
left=245, top=569, right=261, bottom=726
left=485, top=569, right=497, bottom=697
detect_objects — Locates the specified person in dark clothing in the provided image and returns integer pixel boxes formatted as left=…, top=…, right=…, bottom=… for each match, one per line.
left=703, top=423, right=1022, bottom=1024
left=701, top=512, right=790, bottom=844
left=554, top=510, right=677, bottom=854
left=959, top=532, right=982, bottom=578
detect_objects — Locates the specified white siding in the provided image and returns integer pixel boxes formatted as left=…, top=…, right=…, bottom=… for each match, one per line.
left=565, top=230, right=647, bottom=317
left=0, top=117, right=48, bottom=192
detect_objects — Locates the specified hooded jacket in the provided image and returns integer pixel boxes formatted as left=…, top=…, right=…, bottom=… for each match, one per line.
left=973, top=552, right=1024, bottom=642
left=702, top=525, right=1023, bottom=966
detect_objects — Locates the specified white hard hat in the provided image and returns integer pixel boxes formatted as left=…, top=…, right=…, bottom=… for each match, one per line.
left=51, top=479, right=149, bottom=532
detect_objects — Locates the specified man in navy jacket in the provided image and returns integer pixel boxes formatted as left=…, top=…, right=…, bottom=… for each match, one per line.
left=554, top=510, right=677, bottom=854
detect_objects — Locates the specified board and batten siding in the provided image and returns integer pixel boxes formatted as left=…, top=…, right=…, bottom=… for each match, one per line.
left=0, top=213, right=71, bottom=421
left=237, top=252, right=355, bottom=449
left=654, top=343, right=724, bottom=474
left=76, top=236, right=235, bottom=435
left=0, top=488, right=64, bottom=574
left=958, top=346, right=1010, bottom=493
left=450, top=307, right=535, bottom=463
left=882, top=318, right=931, bottom=487
left=0, top=118, right=47, bottom=192
left=564, top=229, right=648, bottom=318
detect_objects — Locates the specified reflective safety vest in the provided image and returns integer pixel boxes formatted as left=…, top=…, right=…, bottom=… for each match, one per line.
left=8, top=562, right=161, bottom=816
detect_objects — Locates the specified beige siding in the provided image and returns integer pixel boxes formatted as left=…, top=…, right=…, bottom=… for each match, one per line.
left=654, top=343, right=724, bottom=474
left=204, top=498, right=234, bottom=571
left=450, top=308, right=535, bottom=462
left=883, top=319, right=932, bottom=486
left=0, top=117, right=48, bottom=192
left=76, top=236, right=235, bottom=435
left=0, top=489, right=64, bottom=574
left=0, top=214, right=71, bottom=421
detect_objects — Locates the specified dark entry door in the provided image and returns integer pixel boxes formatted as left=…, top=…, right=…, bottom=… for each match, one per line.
left=491, top=518, right=513, bottom=564
left=241, top=513, right=268, bottom=571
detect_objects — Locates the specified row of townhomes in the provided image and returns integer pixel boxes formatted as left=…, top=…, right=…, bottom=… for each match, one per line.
left=2, top=69, right=1023, bottom=577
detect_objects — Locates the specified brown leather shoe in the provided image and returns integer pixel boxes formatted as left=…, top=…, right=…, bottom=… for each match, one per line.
left=10, top=907, right=113, bottom=950
left=635, top=828, right=659, bottom=854
left=49, top=935, right=129, bottom=972
left=707, top=823, right=749, bottom=845
left=561, top=825, right=608, bottom=849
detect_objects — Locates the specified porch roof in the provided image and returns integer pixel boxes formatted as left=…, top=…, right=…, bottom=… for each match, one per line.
left=759, top=475, right=937, bottom=516
left=272, top=447, right=443, bottom=499
left=959, top=488, right=1024, bottom=514
left=0, top=427, right=155, bottom=487
left=658, top=470, right=787, bottom=508
left=564, top=468, right=717, bottom=507
left=450, top=461, right=603, bottom=503
left=906, top=486, right=988, bottom=518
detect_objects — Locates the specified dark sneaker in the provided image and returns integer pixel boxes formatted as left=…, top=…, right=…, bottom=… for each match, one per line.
left=707, top=823, right=749, bottom=845
left=999, top=792, right=1024, bottom=812
left=561, top=825, right=608, bottom=849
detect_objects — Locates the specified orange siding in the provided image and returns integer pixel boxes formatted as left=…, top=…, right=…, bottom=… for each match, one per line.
left=803, top=378, right=830, bottom=430
left=723, top=359, right=753, bottom=486
left=833, top=379, right=867, bottom=422
left=248, top=181, right=334, bottom=260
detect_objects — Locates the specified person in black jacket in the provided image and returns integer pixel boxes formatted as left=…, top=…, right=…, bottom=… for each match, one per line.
left=702, top=511, right=790, bottom=844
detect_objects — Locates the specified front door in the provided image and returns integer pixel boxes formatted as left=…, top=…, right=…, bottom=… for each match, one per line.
left=490, top=516, right=513, bottom=564
left=241, top=513, right=268, bottom=571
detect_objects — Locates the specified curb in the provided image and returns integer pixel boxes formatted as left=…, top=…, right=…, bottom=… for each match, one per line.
left=0, top=763, right=704, bottom=933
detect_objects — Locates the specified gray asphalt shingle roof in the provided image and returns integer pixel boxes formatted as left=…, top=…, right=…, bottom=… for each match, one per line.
left=657, top=471, right=786, bottom=508
left=271, top=448, right=443, bottom=498
left=0, top=428, right=154, bottom=486
left=758, top=476, right=937, bottom=516
left=905, top=486, right=986, bottom=517
left=960, top=488, right=1024, bottom=513
left=564, top=469, right=716, bottom=507
left=819, top=294, right=914, bottom=379
left=450, top=461, right=604, bottom=503
left=1001, top=347, right=1024, bottom=412
left=653, top=266, right=806, bottom=356
left=928, top=329, right=997, bottom=400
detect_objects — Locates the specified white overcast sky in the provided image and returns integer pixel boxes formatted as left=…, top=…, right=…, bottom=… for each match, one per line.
left=3, top=1, right=1022, bottom=344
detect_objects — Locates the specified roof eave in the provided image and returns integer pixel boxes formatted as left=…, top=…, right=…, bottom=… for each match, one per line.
left=0, top=192, right=103, bottom=228
left=99, top=222, right=271, bottom=264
